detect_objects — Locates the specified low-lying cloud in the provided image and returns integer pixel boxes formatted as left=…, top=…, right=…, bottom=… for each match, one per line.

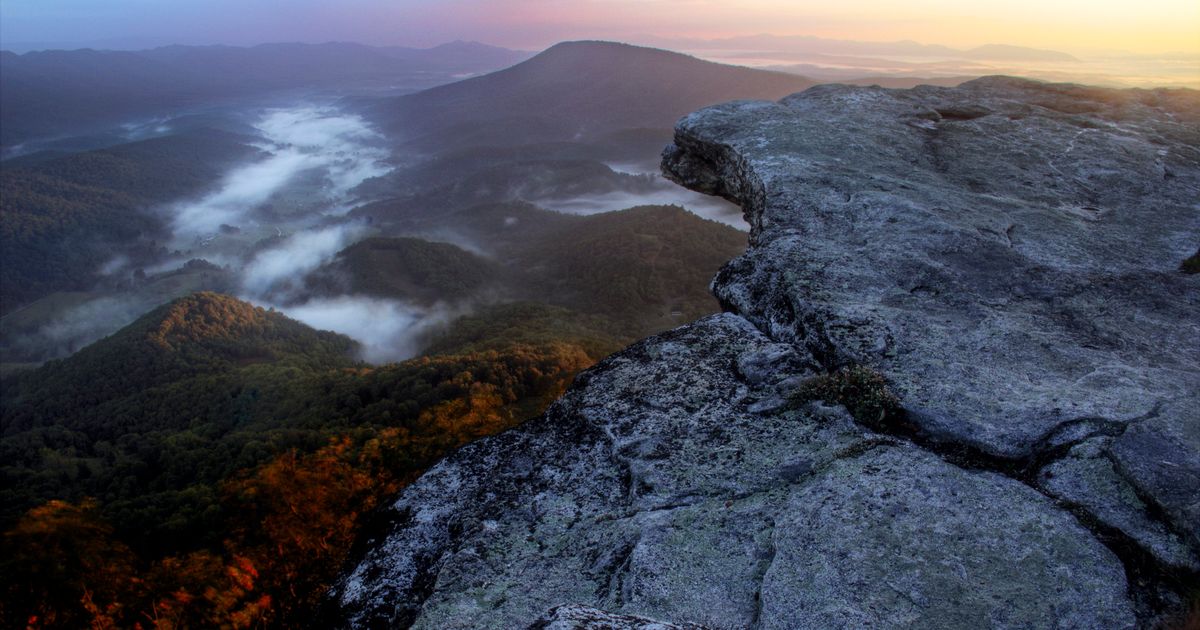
left=518, top=161, right=749, bottom=229
left=169, top=106, right=391, bottom=240
left=12, top=105, right=414, bottom=365
left=7, top=295, right=155, bottom=361
left=540, top=187, right=747, bottom=229
left=173, top=149, right=315, bottom=236
left=162, top=106, right=432, bottom=364
left=268, top=296, right=459, bottom=364
left=241, top=223, right=368, bottom=298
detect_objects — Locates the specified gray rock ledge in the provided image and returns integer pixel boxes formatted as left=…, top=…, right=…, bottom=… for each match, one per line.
left=663, top=76, right=1200, bottom=573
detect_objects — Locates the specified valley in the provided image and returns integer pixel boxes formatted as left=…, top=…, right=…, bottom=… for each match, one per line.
left=3, top=44, right=770, bottom=368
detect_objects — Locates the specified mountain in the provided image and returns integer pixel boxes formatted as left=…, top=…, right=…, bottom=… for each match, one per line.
left=0, top=41, right=529, bottom=148
left=377, top=41, right=817, bottom=148
left=2, top=292, right=358, bottom=435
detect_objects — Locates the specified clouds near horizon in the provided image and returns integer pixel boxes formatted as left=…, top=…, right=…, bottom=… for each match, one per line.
left=2, top=0, right=1196, bottom=56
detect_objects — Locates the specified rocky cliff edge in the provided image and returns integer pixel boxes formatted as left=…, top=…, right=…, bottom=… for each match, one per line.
left=331, top=77, right=1200, bottom=629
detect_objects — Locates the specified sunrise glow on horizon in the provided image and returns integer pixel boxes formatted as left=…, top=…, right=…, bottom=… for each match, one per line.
left=2, top=0, right=1197, bottom=56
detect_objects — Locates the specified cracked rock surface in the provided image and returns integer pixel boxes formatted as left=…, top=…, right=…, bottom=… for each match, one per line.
left=333, top=316, right=1134, bottom=629
left=529, top=604, right=709, bottom=629
left=331, top=78, right=1199, bottom=628
left=661, top=77, right=1199, bottom=576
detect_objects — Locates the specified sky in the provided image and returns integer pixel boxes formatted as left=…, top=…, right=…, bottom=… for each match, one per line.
left=1, top=0, right=1197, bottom=56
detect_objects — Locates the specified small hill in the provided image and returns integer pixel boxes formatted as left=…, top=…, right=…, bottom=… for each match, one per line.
left=0, top=289, right=592, bottom=582
left=305, top=204, right=746, bottom=354
left=352, top=204, right=746, bottom=338
left=381, top=41, right=816, bottom=147
left=510, top=205, right=746, bottom=335
left=304, top=237, right=498, bottom=304
left=2, top=292, right=358, bottom=433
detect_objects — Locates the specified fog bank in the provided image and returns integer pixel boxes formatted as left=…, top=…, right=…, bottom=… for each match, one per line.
left=241, top=223, right=369, bottom=298
left=268, top=296, right=459, bottom=364
left=169, top=106, right=390, bottom=243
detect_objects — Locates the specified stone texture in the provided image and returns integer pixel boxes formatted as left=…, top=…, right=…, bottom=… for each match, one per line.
left=1108, top=399, right=1200, bottom=554
left=664, top=76, right=1200, bottom=569
left=331, top=77, right=1200, bottom=628
left=760, top=444, right=1135, bottom=630
left=1039, top=437, right=1199, bottom=571
left=332, top=318, right=1135, bottom=628
left=666, top=78, right=1199, bottom=460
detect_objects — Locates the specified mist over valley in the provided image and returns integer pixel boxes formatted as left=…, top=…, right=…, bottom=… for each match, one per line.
left=3, top=41, right=802, bottom=368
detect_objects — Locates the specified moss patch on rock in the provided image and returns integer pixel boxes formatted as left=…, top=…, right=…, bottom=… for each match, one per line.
left=791, top=365, right=902, bottom=426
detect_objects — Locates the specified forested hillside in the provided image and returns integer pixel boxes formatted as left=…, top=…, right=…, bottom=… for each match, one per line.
left=511, top=205, right=747, bottom=335
left=0, top=39, right=763, bottom=629
left=0, top=202, right=745, bottom=625
left=0, top=292, right=595, bottom=627
left=309, top=204, right=747, bottom=340
left=0, top=131, right=258, bottom=313
left=304, top=237, right=500, bottom=303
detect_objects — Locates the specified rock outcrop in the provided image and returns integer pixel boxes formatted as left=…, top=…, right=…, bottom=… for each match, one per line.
left=331, top=77, right=1200, bottom=628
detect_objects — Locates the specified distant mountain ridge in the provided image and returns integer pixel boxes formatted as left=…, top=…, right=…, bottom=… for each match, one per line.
left=0, top=41, right=530, bottom=148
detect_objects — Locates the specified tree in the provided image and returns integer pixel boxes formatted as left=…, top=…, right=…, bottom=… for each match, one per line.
left=0, top=500, right=137, bottom=629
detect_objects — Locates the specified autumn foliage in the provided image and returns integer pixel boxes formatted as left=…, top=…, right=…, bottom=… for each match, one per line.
left=1, top=294, right=597, bottom=627
left=2, top=380, right=568, bottom=628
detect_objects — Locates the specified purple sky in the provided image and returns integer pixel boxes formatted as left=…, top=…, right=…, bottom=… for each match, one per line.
left=2, top=0, right=1197, bottom=55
